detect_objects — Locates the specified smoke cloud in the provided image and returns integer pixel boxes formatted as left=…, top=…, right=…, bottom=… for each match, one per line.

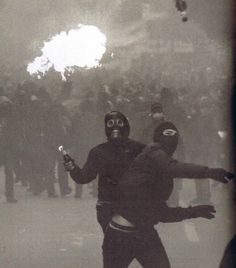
left=27, top=24, right=107, bottom=80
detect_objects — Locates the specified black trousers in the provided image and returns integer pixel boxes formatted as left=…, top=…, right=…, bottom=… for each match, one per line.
left=102, top=225, right=171, bottom=268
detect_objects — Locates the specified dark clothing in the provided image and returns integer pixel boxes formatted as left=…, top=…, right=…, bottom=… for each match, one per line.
left=102, top=143, right=214, bottom=267
left=103, top=225, right=170, bottom=268
left=96, top=202, right=114, bottom=233
left=70, top=139, right=145, bottom=231
left=219, top=235, right=236, bottom=268
left=25, top=102, right=57, bottom=196
left=141, top=119, right=185, bottom=160
left=0, top=108, right=17, bottom=200
left=140, top=119, right=185, bottom=206
left=70, top=139, right=145, bottom=202
left=116, top=143, right=209, bottom=228
left=4, top=160, right=14, bottom=199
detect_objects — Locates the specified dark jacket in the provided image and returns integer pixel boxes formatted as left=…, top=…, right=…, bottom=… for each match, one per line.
left=116, top=143, right=211, bottom=228
left=70, top=139, right=145, bottom=202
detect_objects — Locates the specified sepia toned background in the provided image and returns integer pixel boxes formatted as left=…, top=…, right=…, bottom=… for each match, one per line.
left=0, top=1, right=235, bottom=267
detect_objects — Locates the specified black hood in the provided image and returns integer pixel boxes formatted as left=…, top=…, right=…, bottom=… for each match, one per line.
left=153, top=121, right=178, bottom=156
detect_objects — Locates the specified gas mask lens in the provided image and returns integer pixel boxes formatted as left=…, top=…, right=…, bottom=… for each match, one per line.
left=107, top=119, right=124, bottom=128
left=107, top=119, right=115, bottom=128
left=117, top=119, right=124, bottom=127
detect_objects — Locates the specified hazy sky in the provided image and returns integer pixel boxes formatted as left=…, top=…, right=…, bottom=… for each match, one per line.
left=0, top=0, right=232, bottom=73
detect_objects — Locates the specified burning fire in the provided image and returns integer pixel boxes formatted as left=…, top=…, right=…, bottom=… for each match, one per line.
left=27, top=24, right=107, bottom=80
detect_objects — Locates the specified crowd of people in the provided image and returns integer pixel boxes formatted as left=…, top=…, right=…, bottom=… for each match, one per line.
left=0, top=67, right=230, bottom=204
left=0, top=65, right=233, bottom=268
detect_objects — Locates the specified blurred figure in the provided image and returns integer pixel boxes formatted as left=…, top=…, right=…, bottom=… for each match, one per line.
left=187, top=97, right=220, bottom=204
left=160, top=88, right=187, bottom=136
left=140, top=102, right=166, bottom=144
left=96, top=85, right=114, bottom=115
left=175, top=0, right=188, bottom=22
left=78, top=89, right=96, bottom=113
left=11, top=84, right=32, bottom=187
left=26, top=91, right=57, bottom=197
left=141, top=101, right=185, bottom=206
left=0, top=96, right=17, bottom=202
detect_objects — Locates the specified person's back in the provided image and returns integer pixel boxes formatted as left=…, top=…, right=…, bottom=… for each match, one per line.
left=117, top=143, right=174, bottom=227
left=102, top=121, right=233, bottom=268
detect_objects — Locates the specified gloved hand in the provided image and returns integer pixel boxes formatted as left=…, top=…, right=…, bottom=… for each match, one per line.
left=190, top=205, right=216, bottom=219
left=64, top=160, right=76, bottom=172
left=206, top=168, right=234, bottom=183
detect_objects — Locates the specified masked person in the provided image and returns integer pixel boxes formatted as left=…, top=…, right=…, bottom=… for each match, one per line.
left=102, top=121, right=234, bottom=268
left=140, top=102, right=166, bottom=144
left=64, top=111, right=145, bottom=233
left=141, top=102, right=185, bottom=206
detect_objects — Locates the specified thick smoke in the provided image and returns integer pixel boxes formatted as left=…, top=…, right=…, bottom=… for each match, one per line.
left=27, top=24, right=107, bottom=80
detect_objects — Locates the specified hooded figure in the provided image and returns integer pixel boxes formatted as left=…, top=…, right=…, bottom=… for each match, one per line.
left=153, top=121, right=178, bottom=156
left=104, top=111, right=130, bottom=142
left=102, top=121, right=233, bottom=268
left=64, top=111, right=145, bottom=233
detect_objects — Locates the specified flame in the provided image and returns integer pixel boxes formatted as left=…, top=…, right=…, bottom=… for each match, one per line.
left=27, top=24, right=107, bottom=80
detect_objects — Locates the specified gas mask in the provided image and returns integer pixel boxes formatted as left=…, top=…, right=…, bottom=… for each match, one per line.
left=149, top=102, right=165, bottom=122
left=105, top=111, right=130, bottom=143
left=151, top=112, right=165, bottom=121
left=153, top=121, right=178, bottom=156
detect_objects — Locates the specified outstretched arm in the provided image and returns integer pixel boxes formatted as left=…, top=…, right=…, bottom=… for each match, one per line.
left=168, top=161, right=234, bottom=184
left=64, top=148, right=99, bottom=184
left=150, top=149, right=234, bottom=183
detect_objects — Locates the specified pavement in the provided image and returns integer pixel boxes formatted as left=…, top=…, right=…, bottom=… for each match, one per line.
left=0, top=170, right=235, bottom=268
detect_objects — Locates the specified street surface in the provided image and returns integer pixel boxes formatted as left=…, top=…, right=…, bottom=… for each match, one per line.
left=0, top=170, right=234, bottom=268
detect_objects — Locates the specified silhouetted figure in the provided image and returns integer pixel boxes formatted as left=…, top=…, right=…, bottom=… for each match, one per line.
left=0, top=96, right=17, bottom=202
left=219, top=235, right=236, bottom=268
left=64, top=111, right=145, bottom=233
left=26, top=93, right=57, bottom=197
left=102, top=121, right=233, bottom=268
left=141, top=102, right=185, bottom=206
left=11, top=84, right=32, bottom=187
left=140, top=102, right=166, bottom=144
